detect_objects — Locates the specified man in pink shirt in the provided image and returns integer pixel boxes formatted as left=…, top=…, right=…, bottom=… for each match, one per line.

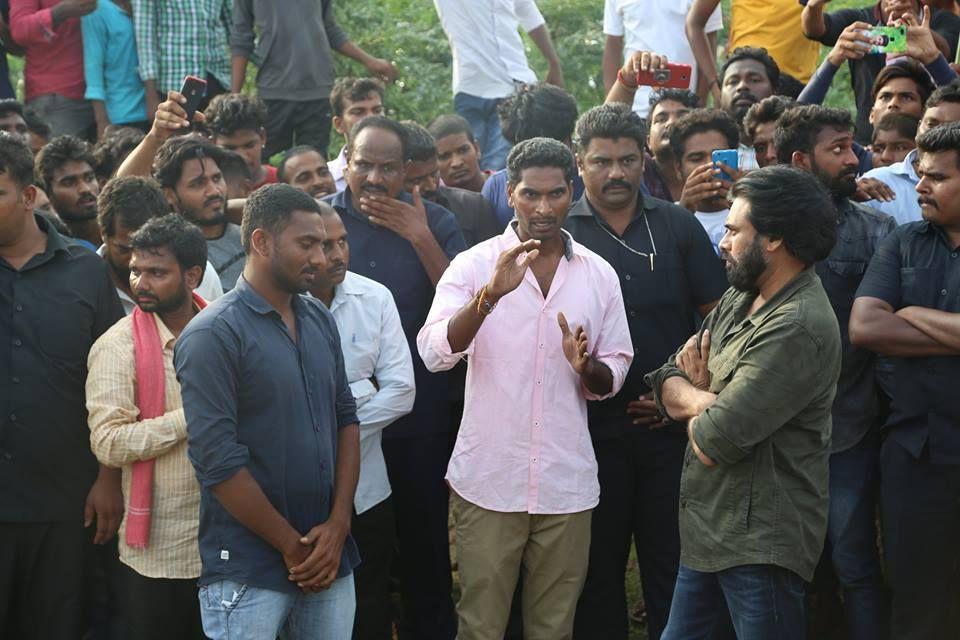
left=418, top=137, right=634, bottom=640
left=10, top=0, right=95, bottom=139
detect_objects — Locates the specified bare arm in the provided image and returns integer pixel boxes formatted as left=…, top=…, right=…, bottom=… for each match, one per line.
left=897, top=306, right=960, bottom=351
left=117, top=91, right=204, bottom=178
left=602, top=35, right=623, bottom=92
left=687, top=416, right=716, bottom=466
left=660, top=375, right=718, bottom=422
left=801, top=0, right=830, bottom=39
left=685, top=0, right=721, bottom=103
left=231, top=55, right=248, bottom=93
left=849, top=296, right=960, bottom=356
left=528, top=24, right=564, bottom=87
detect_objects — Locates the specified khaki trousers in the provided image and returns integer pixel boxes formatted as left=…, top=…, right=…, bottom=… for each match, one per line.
left=451, top=492, right=592, bottom=640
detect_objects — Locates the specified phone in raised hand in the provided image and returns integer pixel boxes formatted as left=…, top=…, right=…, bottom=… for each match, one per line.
left=178, top=75, right=207, bottom=122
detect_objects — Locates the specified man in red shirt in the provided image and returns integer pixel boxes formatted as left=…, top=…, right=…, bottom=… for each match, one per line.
left=10, top=0, right=96, bottom=139
left=204, top=93, right=278, bottom=190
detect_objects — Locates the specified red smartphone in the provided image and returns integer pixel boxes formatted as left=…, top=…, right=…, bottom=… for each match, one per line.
left=636, top=63, right=692, bottom=90
left=179, top=75, right=207, bottom=121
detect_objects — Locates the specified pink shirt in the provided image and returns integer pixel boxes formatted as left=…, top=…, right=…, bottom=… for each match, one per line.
left=417, top=224, right=633, bottom=514
left=10, top=0, right=86, bottom=101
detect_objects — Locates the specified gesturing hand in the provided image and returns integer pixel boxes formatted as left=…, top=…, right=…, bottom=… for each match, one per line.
left=676, top=330, right=711, bottom=390
left=486, top=239, right=541, bottom=301
left=899, top=6, right=940, bottom=65
left=558, top=312, right=590, bottom=375
left=150, top=91, right=206, bottom=142
left=359, top=186, right=430, bottom=243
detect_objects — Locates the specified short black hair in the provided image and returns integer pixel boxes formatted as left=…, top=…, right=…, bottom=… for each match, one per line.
left=774, top=105, right=853, bottom=164
left=872, top=60, right=935, bottom=104
left=347, top=115, right=408, bottom=162
left=278, top=145, right=324, bottom=183
left=506, top=137, right=576, bottom=185
left=649, top=89, right=700, bottom=111
left=152, top=134, right=227, bottom=190
left=721, top=46, right=781, bottom=89
left=0, top=132, right=35, bottom=187
left=427, top=113, right=476, bottom=144
left=497, top=82, right=579, bottom=145
left=23, top=107, right=50, bottom=138
left=218, top=149, right=253, bottom=182
left=669, top=109, right=740, bottom=161
left=130, top=213, right=208, bottom=275
left=330, top=77, right=385, bottom=118
left=35, top=135, right=95, bottom=192
left=574, top=103, right=646, bottom=154
left=925, top=80, right=960, bottom=109
left=204, top=93, right=268, bottom=137
left=97, top=175, right=170, bottom=236
left=730, top=165, right=836, bottom=265
left=776, top=73, right=805, bottom=100
left=0, top=99, right=24, bottom=120
left=743, top=95, right=796, bottom=140
left=93, top=126, right=145, bottom=182
left=873, top=112, right=920, bottom=141
left=916, top=120, right=960, bottom=168
left=400, top=120, right=437, bottom=162
left=240, top=183, right=322, bottom=253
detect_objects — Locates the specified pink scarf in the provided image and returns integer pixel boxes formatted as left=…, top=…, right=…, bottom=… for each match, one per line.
left=126, top=293, right=206, bottom=549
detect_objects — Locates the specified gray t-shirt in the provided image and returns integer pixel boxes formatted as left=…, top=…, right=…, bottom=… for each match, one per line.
left=207, top=223, right=245, bottom=292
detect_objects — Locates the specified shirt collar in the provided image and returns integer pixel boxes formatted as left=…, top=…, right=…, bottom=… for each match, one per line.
left=889, top=149, right=919, bottom=180
left=910, top=218, right=960, bottom=249
left=567, top=192, right=655, bottom=220
left=235, top=276, right=279, bottom=316
left=747, top=268, right=819, bottom=327
left=330, top=271, right=363, bottom=312
left=154, top=313, right=177, bottom=349
left=504, top=219, right=575, bottom=261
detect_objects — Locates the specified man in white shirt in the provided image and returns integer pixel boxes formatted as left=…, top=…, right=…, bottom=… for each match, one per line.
left=98, top=175, right=223, bottom=313
left=310, top=202, right=416, bottom=640
left=433, top=0, right=564, bottom=172
left=602, top=0, right=722, bottom=117
left=327, top=77, right=387, bottom=194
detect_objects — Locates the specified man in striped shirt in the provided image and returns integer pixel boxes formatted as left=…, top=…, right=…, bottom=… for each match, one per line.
left=86, top=214, right=209, bottom=640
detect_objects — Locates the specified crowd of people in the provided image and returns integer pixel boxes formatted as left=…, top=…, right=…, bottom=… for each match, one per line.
left=2, top=0, right=960, bottom=639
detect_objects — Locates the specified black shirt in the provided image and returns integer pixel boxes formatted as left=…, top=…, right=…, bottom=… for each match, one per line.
left=0, top=216, right=124, bottom=521
left=816, top=199, right=896, bottom=452
left=817, top=5, right=960, bottom=144
left=564, top=194, right=728, bottom=439
left=855, top=220, right=960, bottom=464
left=434, top=186, right=501, bottom=249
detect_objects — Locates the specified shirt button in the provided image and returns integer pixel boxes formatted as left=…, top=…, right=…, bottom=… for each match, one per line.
left=14, top=273, right=21, bottom=279
left=680, top=498, right=687, bottom=508
left=538, top=343, right=544, bottom=349
left=534, top=421, right=540, bottom=427
left=953, top=253, right=958, bottom=258
left=942, top=289, right=948, bottom=296
left=14, top=304, right=22, bottom=312
left=532, top=457, right=537, bottom=463
left=12, top=339, right=21, bottom=347
left=11, top=376, right=19, bottom=384
left=629, top=310, right=637, bottom=317
left=1, top=451, right=11, bottom=460
left=8, top=414, right=16, bottom=422
left=624, top=274, right=631, bottom=281
left=369, top=260, right=376, bottom=268
left=536, top=379, right=542, bottom=385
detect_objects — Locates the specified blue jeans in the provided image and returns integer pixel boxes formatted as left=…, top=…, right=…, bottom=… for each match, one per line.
left=454, top=92, right=511, bottom=172
left=823, top=426, right=887, bottom=640
left=661, top=564, right=807, bottom=640
left=198, top=573, right=356, bottom=640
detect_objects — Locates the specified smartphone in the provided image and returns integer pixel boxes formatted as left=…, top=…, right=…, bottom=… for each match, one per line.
left=636, top=63, right=692, bottom=90
left=865, top=25, right=907, bottom=55
left=179, top=75, right=207, bottom=122
left=711, top=149, right=739, bottom=181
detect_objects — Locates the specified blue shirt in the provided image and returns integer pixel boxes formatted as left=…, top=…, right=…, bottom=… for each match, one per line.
left=855, top=221, right=960, bottom=464
left=481, top=168, right=587, bottom=229
left=82, top=1, right=147, bottom=124
left=174, top=277, right=360, bottom=592
left=861, top=149, right=921, bottom=226
left=326, top=188, right=466, bottom=439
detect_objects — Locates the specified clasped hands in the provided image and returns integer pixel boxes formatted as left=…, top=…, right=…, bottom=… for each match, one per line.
left=283, top=518, right=349, bottom=593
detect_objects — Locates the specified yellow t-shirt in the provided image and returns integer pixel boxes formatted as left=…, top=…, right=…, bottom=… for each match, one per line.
left=729, top=0, right=822, bottom=82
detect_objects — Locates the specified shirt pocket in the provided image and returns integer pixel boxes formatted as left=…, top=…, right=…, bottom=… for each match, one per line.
left=899, top=267, right=938, bottom=308
left=707, top=352, right=736, bottom=393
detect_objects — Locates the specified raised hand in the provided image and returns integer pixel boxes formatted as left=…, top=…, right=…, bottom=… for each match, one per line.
left=150, top=91, right=205, bottom=142
left=827, top=22, right=875, bottom=66
left=899, top=6, right=940, bottom=65
left=359, top=185, right=430, bottom=243
left=678, top=163, right=728, bottom=212
left=486, top=239, right=541, bottom=301
left=558, top=312, right=590, bottom=375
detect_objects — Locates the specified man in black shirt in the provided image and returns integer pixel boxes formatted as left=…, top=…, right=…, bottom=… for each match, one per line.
left=0, top=133, right=125, bottom=638
left=851, top=122, right=960, bottom=640
left=566, top=104, right=727, bottom=640
left=776, top=105, right=896, bottom=640
left=802, top=0, right=960, bottom=143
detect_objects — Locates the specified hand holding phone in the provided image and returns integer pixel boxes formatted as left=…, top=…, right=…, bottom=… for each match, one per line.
left=637, top=63, right=692, bottom=89
left=711, top=149, right=739, bottom=181
left=862, top=25, right=907, bottom=54
left=178, top=75, right=207, bottom=122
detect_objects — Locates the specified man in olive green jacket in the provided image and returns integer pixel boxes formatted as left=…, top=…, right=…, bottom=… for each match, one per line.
left=647, top=165, right=842, bottom=640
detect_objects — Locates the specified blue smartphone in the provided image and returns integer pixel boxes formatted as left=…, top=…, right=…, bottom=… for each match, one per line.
left=711, top=149, right=739, bottom=181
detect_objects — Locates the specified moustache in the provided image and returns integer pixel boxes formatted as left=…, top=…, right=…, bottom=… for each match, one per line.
left=918, top=196, right=938, bottom=209
left=204, top=196, right=224, bottom=210
left=602, top=180, right=633, bottom=192
left=360, top=183, right=388, bottom=194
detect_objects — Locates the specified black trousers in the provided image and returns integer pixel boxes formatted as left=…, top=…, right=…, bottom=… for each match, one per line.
left=262, top=98, right=332, bottom=160
left=881, top=439, right=960, bottom=640
left=118, top=561, right=204, bottom=640
left=352, top=496, right=396, bottom=640
left=382, top=434, right=456, bottom=640
left=573, top=426, right=687, bottom=640
left=0, top=521, right=86, bottom=640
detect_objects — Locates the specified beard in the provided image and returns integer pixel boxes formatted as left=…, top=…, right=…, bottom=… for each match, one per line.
left=270, top=254, right=316, bottom=294
left=721, top=236, right=767, bottom=293
left=813, top=163, right=858, bottom=200
left=135, top=283, right=190, bottom=314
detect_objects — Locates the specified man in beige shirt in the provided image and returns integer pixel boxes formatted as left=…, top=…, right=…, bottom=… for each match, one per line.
left=86, top=214, right=209, bottom=640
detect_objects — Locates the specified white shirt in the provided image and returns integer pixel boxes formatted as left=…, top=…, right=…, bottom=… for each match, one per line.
left=604, top=0, right=722, bottom=117
left=97, top=246, right=224, bottom=315
left=327, top=271, right=415, bottom=514
left=861, top=149, right=921, bottom=226
left=695, top=208, right=729, bottom=255
left=329, top=146, right=347, bottom=194
left=434, top=0, right=543, bottom=99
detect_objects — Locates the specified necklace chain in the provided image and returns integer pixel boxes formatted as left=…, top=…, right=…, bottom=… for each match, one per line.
left=596, top=211, right=658, bottom=271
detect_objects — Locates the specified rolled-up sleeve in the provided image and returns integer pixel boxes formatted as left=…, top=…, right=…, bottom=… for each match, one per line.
left=514, top=0, right=545, bottom=32
left=855, top=229, right=903, bottom=308
left=9, top=0, right=54, bottom=47
left=417, top=253, right=477, bottom=373
left=692, top=321, right=826, bottom=465
left=583, top=267, right=633, bottom=401
left=131, top=0, right=157, bottom=82
left=330, top=321, right=359, bottom=429
left=174, top=325, right=249, bottom=488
